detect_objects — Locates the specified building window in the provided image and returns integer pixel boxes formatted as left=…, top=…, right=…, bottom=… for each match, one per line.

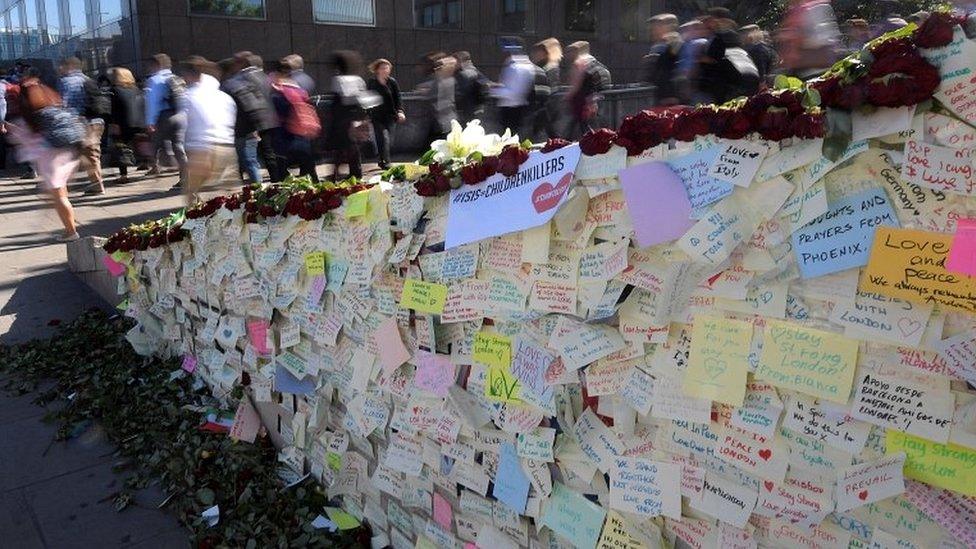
left=497, top=0, right=532, bottom=32
left=414, top=0, right=461, bottom=30
left=188, top=0, right=266, bottom=19
left=621, top=0, right=653, bottom=42
left=313, top=0, right=375, bottom=26
left=42, top=0, right=61, bottom=44
left=565, top=0, right=596, bottom=32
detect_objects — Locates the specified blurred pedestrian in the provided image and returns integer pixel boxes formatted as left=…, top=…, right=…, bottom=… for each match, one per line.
left=777, top=0, right=843, bottom=79
left=564, top=41, right=612, bottom=138
left=179, top=56, right=236, bottom=205
left=59, top=57, right=109, bottom=195
left=530, top=38, right=562, bottom=140
left=221, top=51, right=280, bottom=184
left=11, top=70, right=83, bottom=241
left=282, top=54, right=316, bottom=96
left=367, top=58, right=404, bottom=170
left=452, top=51, right=489, bottom=124
left=492, top=37, right=535, bottom=138
left=144, top=53, right=189, bottom=187
left=324, top=50, right=377, bottom=181
left=106, top=67, right=145, bottom=184
left=645, top=14, right=683, bottom=106
left=270, top=55, right=322, bottom=182
left=417, top=53, right=457, bottom=143
left=699, top=8, right=760, bottom=103
left=844, top=18, right=872, bottom=51
left=676, top=20, right=710, bottom=104
left=741, top=24, right=778, bottom=85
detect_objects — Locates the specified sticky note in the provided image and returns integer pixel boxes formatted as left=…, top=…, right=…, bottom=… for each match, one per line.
left=684, top=316, right=753, bottom=406
left=886, top=431, right=976, bottom=497
left=399, top=278, right=448, bottom=314
left=181, top=354, right=197, bottom=373
left=618, top=161, right=695, bottom=248
left=485, top=364, right=521, bottom=403
left=344, top=190, right=369, bottom=218
left=860, top=227, right=976, bottom=314
left=304, top=251, right=326, bottom=276
left=102, top=254, right=126, bottom=277
left=492, top=442, right=530, bottom=513
left=946, top=218, right=976, bottom=277
left=472, top=332, right=511, bottom=368
left=540, top=483, right=607, bottom=549
left=324, top=507, right=361, bottom=530
left=756, top=320, right=859, bottom=404
left=413, top=351, right=455, bottom=397
left=432, top=492, right=453, bottom=530
left=374, top=316, right=411, bottom=374
left=246, top=319, right=271, bottom=355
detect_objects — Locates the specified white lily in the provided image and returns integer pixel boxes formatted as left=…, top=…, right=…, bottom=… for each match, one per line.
left=431, top=120, right=487, bottom=163
left=478, top=127, right=520, bottom=157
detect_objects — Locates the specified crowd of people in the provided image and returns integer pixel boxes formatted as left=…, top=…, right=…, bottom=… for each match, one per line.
left=0, top=1, right=947, bottom=243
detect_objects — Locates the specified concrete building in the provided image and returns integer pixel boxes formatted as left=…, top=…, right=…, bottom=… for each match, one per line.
left=0, top=0, right=688, bottom=87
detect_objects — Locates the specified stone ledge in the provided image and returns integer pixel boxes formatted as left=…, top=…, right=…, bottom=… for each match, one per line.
left=65, top=236, right=123, bottom=308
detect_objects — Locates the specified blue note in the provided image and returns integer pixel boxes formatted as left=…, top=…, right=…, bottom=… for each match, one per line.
left=792, top=187, right=900, bottom=278
left=492, top=442, right=530, bottom=514
left=275, top=365, right=315, bottom=394
left=667, top=146, right=734, bottom=216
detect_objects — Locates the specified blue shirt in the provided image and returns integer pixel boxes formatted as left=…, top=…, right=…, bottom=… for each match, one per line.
left=144, top=68, right=181, bottom=126
left=58, top=70, right=88, bottom=117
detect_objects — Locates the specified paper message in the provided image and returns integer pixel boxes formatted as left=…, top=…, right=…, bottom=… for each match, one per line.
left=902, top=140, right=975, bottom=196
left=935, top=331, right=976, bottom=385
left=414, top=351, right=455, bottom=397
left=792, top=187, right=899, bottom=278
left=709, top=140, right=767, bottom=187
left=667, top=147, right=734, bottom=211
left=229, top=397, right=261, bottom=443
left=829, top=290, right=933, bottom=347
left=756, top=320, right=859, bottom=404
left=344, top=190, right=369, bottom=218
left=375, top=316, right=411, bottom=374
left=684, top=316, right=752, bottom=405
left=102, top=254, right=126, bottom=277
left=851, top=372, right=954, bottom=443
left=946, top=218, right=976, bottom=277
left=836, top=453, right=906, bottom=512
left=305, top=251, right=326, bottom=275
left=886, top=431, right=976, bottom=497
left=782, top=394, right=871, bottom=454
left=399, top=278, right=448, bottom=314
left=852, top=106, right=915, bottom=141
left=923, top=26, right=976, bottom=125
left=575, top=145, right=627, bottom=180
left=860, top=227, right=976, bottom=314
left=573, top=408, right=625, bottom=473
left=691, top=473, right=758, bottom=528
left=493, top=442, right=530, bottom=514
left=445, top=145, right=582, bottom=248
left=618, top=161, right=695, bottom=247
left=609, top=457, right=681, bottom=518
left=539, top=483, right=607, bottom=549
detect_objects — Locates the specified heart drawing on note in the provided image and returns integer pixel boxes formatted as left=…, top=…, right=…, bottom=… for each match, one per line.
left=758, top=448, right=772, bottom=461
left=858, top=490, right=869, bottom=501
left=898, top=318, right=923, bottom=337
left=702, top=357, right=727, bottom=380
left=532, top=173, right=573, bottom=213
left=763, top=480, right=774, bottom=492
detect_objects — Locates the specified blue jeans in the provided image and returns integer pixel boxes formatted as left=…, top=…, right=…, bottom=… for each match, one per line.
left=235, top=134, right=260, bottom=183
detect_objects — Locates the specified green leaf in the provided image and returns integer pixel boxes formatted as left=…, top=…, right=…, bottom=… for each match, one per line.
left=822, top=108, right=853, bottom=162
left=418, top=149, right=436, bottom=166
left=774, top=74, right=804, bottom=90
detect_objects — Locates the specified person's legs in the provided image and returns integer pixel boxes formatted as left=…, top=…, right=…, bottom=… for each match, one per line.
left=161, top=113, right=189, bottom=185
left=82, top=122, right=105, bottom=190
left=374, top=122, right=391, bottom=168
left=243, top=135, right=260, bottom=183
left=294, top=138, right=318, bottom=183
left=184, top=147, right=213, bottom=205
left=347, top=145, right=362, bottom=179
left=257, top=129, right=278, bottom=182
left=49, top=186, right=76, bottom=236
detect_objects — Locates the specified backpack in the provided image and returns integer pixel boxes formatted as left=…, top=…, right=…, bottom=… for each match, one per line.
left=83, top=77, right=111, bottom=119
left=724, top=47, right=761, bottom=97
left=277, top=84, right=321, bottom=139
left=161, top=74, right=186, bottom=114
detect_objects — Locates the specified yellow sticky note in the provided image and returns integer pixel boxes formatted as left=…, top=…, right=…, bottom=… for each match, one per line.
left=860, top=226, right=976, bottom=314
left=473, top=332, right=511, bottom=368
left=326, top=451, right=342, bottom=471
left=755, top=320, right=859, bottom=404
left=886, top=430, right=976, bottom=497
left=597, top=511, right=645, bottom=549
left=344, top=190, right=369, bottom=218
left=324, top=507, right=360, bottom=530
left=110, top=250, right=130, bottom=263
left=485, top=364, right=521, bottom=403
left=399, top=278, right=448, bottom=314
left=305, top=251, right=326, bottom=276
left=684, top=315, right=753, bottom=406
left=115, top=298, right=129, bottom=311
left=403, top=163, right=429, bottom=180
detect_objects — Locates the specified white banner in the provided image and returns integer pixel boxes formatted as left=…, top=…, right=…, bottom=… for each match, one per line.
left=445, top=145, right=582, bottom=249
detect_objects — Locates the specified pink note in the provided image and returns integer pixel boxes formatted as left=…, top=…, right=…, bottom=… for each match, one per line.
left=375, top=316, right=412, bottom=374
left=247, top=320, right=271, bottom=355
left=181, top=354, right=197, bottom=373
left=229, top=398, right=261, bottom=443
left=946, top=218, right=976, bottom=276
left=432, top=491, right=453, bottom=531
left=414, top=350, right=456, bottom=397
left=619, top=161, right=695, bottom=248
left=102, top=254, right=126, bottom=277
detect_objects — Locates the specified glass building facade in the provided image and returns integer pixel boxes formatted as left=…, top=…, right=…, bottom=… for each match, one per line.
left=0, top=0, right=137, bottom=75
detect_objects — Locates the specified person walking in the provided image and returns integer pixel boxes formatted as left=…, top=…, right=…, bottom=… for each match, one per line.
left=324, top=50, right=376, bottom=181
left=645, top=14, right=683, bottom=106
left=179, top=56, right=236, bottom=205
left=144, top=53, right=188, bottom=188
left=492, top=37, right=536, bottom=138
left=530, top=38, right=563, bottom=139
left=699, top=8, right=760, bottom=103
left=220, top=51, right=279, bottom=184
left=564, top=41, right=612, bottom=138
left=11, top=71, right=83, bottom=241
left=777, top=0, right=843, bottom=80
left=270, top=56, right=322, bottom=182
left=106, top=67, right=145, bottom=184
left=282, top=54, right=316, bottom=96
left=417, top=53, right=457, bottom=144
left=366, top=58, right=404, bottom=170
left=452, top=51, right=488, bottom=125
left=59, top=57, right=109, bottom=195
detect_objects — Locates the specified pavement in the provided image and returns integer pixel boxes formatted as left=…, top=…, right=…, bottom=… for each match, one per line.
left=0, top=161, right=373, bottom=547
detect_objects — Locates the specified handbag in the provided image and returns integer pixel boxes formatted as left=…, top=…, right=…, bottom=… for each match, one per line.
left=115, top=142, right=137, bottom=167
left=36, top=106, right=85, bottom=148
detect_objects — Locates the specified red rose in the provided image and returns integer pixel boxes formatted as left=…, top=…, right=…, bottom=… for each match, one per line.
left=792, top=111, right=826, bottom=139
left=915, top=11, right=959, bottom=49
left=497, top=145, right=530, bottom=177
left=460, top=163, right=486, bottom=185
left=711, top=108, right=753, bottom=140
left=743, top=91, right=777, bottom=118
left=414, top=179, right=436, bottom=197
left=757, top=107, right=793, bottom=141
left=870, top=37, right=915, bottom=59
left=673, top=108, right=712, bottom=141
left=433, top=175, right=452, bottom=193
left=614, top=136, right=644, bottom=156
left=541, top=138, right=571, bottom=153
left=579, top=128, right=617, bottom=155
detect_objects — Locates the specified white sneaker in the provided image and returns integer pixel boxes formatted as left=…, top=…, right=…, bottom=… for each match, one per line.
left=57, top=232, right=80, bottom=243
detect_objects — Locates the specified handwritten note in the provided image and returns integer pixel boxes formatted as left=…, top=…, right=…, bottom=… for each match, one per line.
left=936, top=331, right=976, bottom=386
left=886, top=431, right=976, bottom=497
left=667, top=147, right=734, bottom=212
left=305, top=251, right=326, bottom=275
left=709, top=140, right=767, bottom=187
left=946, top=218, right=976, bottom=277
left=618, top=161, right=695, bottom=248
left=829, top=290, right=933, bottom=347
left=576, top=145, right=627, bottom=180
left=229, top=397, right=260, bottom=443
left=792, top=188, right=899, bottom=278
left=691, top=473, right=758, bottom=529
left=413, top=351, right=455, bottom=397
left=610, top=457, right=681, bottom=518
left=852, top=106, right=915, bottom=141
left=923, top=26, right=976, bottom=126
left=102, top=254, right=126, bottom=277
left=684, top=316, right=752, bottom=405
left=493, top=442, right=530, bottom=514
left=860, top=227, right=976, bottom=314
left=540, top=483, right=607, bottom=549
left=399, top=278, right=448, bottom=314
left=902, top=140, right=975, bottom=196
left=836, top=453, right=906, bottom=513
left=851, top=372, right=954, bottom=443
left=375, top=316, right=411, bottom=374
left=756, top=321, right=859, bottom=404
left=344, top=190, right=369, bottom=218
